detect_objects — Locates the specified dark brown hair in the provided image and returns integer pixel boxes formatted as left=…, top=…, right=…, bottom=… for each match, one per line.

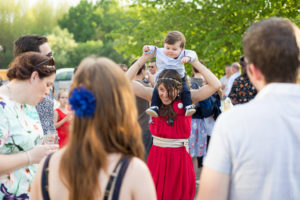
left=60, top=57, right=144, bottom=200
left=239, top=55, right=248, bottom=76
left=157, top=69, right=182, bottom=124
left=13, top=35, right=48, bottom=57
left=243, top=17, right=300, bottom=83
left=131, top=59, right=145, bottom=75
left=164, top=31, right=186, bottom=48
left=7, top=52, right=56, bottom=81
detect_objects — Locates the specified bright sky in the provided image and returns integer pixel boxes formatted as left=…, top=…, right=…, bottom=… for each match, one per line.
left=27, top=0, right=81, bottom=8
left=28, top=0, right=131, bottom=8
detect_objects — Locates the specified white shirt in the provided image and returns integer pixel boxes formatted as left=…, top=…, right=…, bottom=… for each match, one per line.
left=220, top=75, right=229, bottom=93
left=204, top=83, right=300, bottom=200
left=225, top=72, right=241, bottom=96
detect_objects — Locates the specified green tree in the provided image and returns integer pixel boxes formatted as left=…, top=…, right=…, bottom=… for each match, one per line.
left=114, top=0, right=300, bottom=77
left=47, top=26, right=77, bottom=69
left=58, top=0, right=99, bottom=42
left=0, top=0, right=70, bottom=69
left=58, top=0, right=134, bottom=65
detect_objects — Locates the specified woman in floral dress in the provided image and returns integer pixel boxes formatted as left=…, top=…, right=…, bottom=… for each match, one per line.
left=0, top=52, right=58, bottom=199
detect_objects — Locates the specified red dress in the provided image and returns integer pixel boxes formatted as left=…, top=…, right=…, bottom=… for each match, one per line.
left=147, top=101, right=196, bottom=200
left=55, top=108, right=70, bottom=148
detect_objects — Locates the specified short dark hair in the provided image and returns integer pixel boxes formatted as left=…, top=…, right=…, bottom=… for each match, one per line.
left=243, top=17, right=300, bottom=83
left=193, top=67, right=199, bottom=73
left=131, top=59, right=145, bottom=75
left=14, top=35, right=48, bottom=57
left=7, top=52, right=56, bottom=81
left=164, top=31, right=186, bottom=48
left=239, top=55, right=247, bottom=76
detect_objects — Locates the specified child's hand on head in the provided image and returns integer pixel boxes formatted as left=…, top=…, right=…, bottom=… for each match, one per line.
left=143, top=45, right=150, bottom=52
left=181, top=56, right=191, bottom=64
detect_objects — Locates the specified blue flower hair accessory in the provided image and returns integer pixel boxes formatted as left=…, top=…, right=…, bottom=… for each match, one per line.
left=69, top=86, right=96, bottom=118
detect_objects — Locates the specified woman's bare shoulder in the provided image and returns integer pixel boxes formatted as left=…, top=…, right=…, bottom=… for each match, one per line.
left=122, top=157, right=156, bottom=199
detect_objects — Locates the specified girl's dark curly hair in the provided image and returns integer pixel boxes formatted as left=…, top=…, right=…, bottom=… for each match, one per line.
left=156, top=69, right=183, bottom=125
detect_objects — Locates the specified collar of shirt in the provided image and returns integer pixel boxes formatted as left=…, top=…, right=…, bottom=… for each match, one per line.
left=255, top=83, right=300, bottom=101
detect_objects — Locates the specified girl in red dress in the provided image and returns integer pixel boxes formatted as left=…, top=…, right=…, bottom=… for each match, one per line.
left=54, top=91, right=72, bottom=148
left=126, top=52, right=221, bottom=200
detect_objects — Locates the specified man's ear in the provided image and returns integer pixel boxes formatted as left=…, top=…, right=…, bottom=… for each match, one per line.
left=249, top=64, right=263, bottom=81
left=248, top=63, right=266, bottom=91
left=30, top=71, right=39, bottom=83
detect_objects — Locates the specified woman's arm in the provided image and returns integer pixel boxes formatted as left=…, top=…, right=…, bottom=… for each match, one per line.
left=126, top=51, right=154, bottom=81
left=0, top=152, right=30, bottom=175
left=126, top=51, right=154, bottom=102
left=131, top=81, right=153, bottom=102
left=190, top=60, right=222, bottom=103
left=0, top=145, right=58, bottom=175
left=54, top=110, right=70, bottom=128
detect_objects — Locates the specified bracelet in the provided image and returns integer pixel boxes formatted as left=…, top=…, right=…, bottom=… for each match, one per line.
left=25, top=151, right=32, bottom=165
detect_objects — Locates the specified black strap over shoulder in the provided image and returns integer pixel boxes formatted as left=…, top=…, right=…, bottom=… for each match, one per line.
left=41, top=154, right=130, bottom=200
left=41, top=153, right=54, bottom=200
left=111, top=157, right=131, bottom=200
left=104, top=156, right=131, bottom=200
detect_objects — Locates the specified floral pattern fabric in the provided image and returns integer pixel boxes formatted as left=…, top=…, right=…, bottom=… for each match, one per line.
left=0, top=94, right=44, bottom=199
left=228, top=75, right=257, bottom=105
left=188, top=118, right=207, bottom=157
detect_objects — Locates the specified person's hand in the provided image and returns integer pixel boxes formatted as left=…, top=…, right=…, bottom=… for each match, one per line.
left=143, top=45, right=150, bottom=52
left=66, top=112, right=73, bottom=121
left=29, top=144, right=59, bottom=164
left=140, top=47, right=155, bottom=63
left=181, top=56, right=191, bottom=64
left=190, top=54, right=199, bottom=64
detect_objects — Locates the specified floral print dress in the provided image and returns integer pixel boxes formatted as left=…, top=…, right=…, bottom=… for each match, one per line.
left=0, top=94, right=44, bottom=199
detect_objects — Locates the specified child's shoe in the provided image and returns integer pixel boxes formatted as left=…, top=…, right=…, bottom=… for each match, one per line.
left=146, top=106, right=159, bottom=117
left=185, top=105, right=196, bottom=116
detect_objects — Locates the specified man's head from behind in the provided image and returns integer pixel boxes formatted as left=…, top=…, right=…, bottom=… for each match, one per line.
left=231, top=62, right=240, bottom=74
left=243, top=17, right=300, bottom=84
left=14, top=35, right=52, bottom=57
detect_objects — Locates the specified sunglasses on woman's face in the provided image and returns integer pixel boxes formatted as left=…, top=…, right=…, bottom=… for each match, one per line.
left=33, top=57, right=55, bottom=71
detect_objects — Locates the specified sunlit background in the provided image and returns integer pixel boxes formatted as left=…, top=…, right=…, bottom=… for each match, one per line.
left=1, top=0, right=299, bottom=78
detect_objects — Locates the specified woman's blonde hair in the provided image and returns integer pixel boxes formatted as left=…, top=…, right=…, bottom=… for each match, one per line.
left=60, top=57, right=144, bottom=200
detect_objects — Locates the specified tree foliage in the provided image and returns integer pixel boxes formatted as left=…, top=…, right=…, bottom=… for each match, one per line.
left=47, top=27, right=78, bottom=68
left=0, top=0, right=299, bottom=75
left=0, top=0, right=69, bottom=69
left=113, top=0, right=300, bottom=77
left=58, top=0, right=133, bottom=65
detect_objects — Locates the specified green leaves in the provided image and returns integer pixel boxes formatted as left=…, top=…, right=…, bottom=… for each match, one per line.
left=0, top=0, right=299, bottom=74
left=114, top=0, right=300, bottom=77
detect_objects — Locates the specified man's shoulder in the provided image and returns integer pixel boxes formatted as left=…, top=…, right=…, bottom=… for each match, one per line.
left=217, top=99, right=268, bottom=129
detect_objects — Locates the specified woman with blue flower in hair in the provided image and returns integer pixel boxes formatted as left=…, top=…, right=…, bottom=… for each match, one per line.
left=31, top=57, right=156, bottom=200
left=127, top=52, right=221, bottom=200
